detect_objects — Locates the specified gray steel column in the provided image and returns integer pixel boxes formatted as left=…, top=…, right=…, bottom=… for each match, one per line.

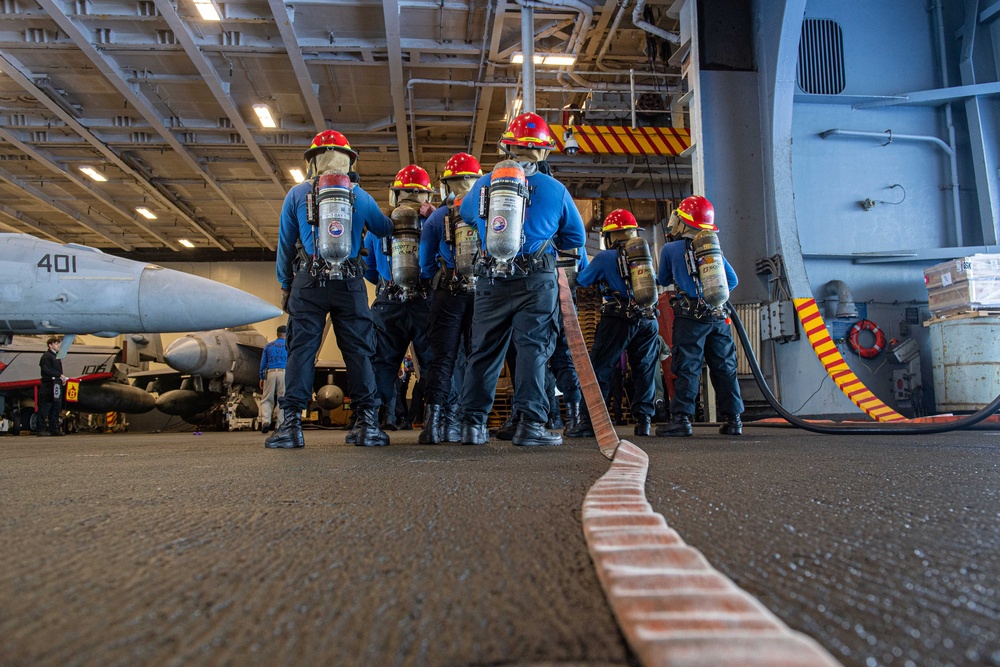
left=521, top=4, right=536, bottom=113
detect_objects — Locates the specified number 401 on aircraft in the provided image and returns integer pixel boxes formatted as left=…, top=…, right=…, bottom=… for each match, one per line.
left=37, top=254, right=78, bottom=273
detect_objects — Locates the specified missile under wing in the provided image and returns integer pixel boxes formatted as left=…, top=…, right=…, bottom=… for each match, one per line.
left=0, top=234, right=281, bottom=342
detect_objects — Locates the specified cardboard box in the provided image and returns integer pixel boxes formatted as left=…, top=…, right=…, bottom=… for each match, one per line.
left=924, top=254, right=1000, bottom=291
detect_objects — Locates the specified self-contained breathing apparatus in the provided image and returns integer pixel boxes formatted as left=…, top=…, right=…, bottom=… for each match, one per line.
left=378, top=205, right=424, bottom=301
left=440, top=202, right=480, bottom=293
left=605, top=237, right=658, bottom=319
left=305, top=171, right=362, bottom=282
left=673, top=229, right=730, bottom=321
left=476, top=159, right=550, bottom=280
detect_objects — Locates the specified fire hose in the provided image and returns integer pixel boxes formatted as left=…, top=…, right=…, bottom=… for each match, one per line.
left=727, top=303, right=1000, bottom=435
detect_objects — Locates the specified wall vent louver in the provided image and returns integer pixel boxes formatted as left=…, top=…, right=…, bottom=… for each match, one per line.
left=797, top=18, right=846, bottom=95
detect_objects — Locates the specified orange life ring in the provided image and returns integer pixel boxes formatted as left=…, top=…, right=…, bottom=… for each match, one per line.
left=847, top=319, right=885, bottom=359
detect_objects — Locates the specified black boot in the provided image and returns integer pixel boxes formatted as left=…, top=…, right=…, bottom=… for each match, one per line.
left=355, top=407, right=389, bottom=447
left=513, top=419, right=562, bottom=446
left=494, top=412, right=519, bottom=441
left=265, top=411, right=304, bottom=449
left=655, top=414, right=692, bottom=437
left=440, top=406, right=461, bottom=443
left=719, top=414, right=743, bottom=436
left=563, top=402, right=582, bottom=431
left=633, top=415, right=652, bottom=437
left=564, top=409, right=595, bottom=438
left=461, top=422, right=488, bottom=446
left=546, top=409, right=564, bottom=430
left=379, top=405, right=398, bottom=431
left=417, top=404, right=442, bottom=444
left=260, top=422, right=271, bottom=434
left=345, top=412, right=359, bottom=444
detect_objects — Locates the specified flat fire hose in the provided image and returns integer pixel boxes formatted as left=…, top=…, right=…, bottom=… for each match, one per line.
left=557, top=269, right=841, bottom=667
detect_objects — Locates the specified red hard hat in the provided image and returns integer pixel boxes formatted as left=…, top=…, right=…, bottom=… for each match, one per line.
left=676, top=195, right=717, bottom=231
left=601, top=209, right=640, bottom=233
left=391, top=164, right=434, bottom=191
left=304, top=129, right=358, bottom=163
left=499, top=112, right=556, bottom=150
left=441, top=153, right=483, bottom=180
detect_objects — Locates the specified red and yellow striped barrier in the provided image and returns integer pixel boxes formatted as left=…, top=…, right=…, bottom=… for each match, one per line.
left=794, top=298, right=907, bottom=422
left=550, top=125, right=690, bottom=156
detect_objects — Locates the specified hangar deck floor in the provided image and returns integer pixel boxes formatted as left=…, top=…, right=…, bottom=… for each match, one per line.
left=1, top=426, right=997, bottom=667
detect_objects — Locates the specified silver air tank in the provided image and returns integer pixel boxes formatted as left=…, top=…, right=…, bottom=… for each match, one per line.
left=692, top=230, right=730, bottom=308
left=452, top=198, right=480, bottom=280
left=390, top=205, right=422, bottom=294
left=316, top=172, right=354, bottom=276
left=484, top=160, right=527, bottom=275
left=624, top=237, right=657, bottom=309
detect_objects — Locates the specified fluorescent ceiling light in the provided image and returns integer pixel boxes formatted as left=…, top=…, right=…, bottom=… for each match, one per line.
left=253, top=103, right=276, bottom=129
left=178, top=239, right=195, bottom=248
left=289, top=168, right=305, bottom=183
left=135, top=207, right=157, bottom=220
left=193, top=0, right=221, bottom=21
left=79, top=166, right=107, bottom=182
left=511, top=53, right=576, bottom=66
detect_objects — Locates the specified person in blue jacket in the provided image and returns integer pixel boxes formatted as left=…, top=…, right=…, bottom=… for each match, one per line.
left=457, top=112, right=587, bottom=447
left=655, top=195, right=743, bottom=437
left=416, top=153, right=483, bottom=444
left=265, top=130, right=393, bottom=449
left=363, top=164, right=436, bottom=433
left=566, top=209, right=660, bottom=438
left=258, top=325, right=287, bottom=434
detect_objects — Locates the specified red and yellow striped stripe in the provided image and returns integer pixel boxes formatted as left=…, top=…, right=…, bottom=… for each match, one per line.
left=793, top=298, right=907, bottom=422
left=550, top=125, right=690, bottom=156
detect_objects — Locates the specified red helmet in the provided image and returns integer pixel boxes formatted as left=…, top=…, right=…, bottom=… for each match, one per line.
left=602, top=209, right=640, bottom=233
left=499, top=112, right=556, bottom=150
left=304, top=129, right=358, bottom=163
left=441, top=153, right=483, bottom=181
left=676, top=195, right=717, bottom=231
left=391, top=164, right=434, bottom=191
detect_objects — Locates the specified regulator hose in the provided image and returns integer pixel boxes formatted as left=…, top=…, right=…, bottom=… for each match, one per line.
left=727, top=303, right=1000, bottom=435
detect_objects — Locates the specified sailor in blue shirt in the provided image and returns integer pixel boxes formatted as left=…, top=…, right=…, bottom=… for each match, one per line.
left=265, top=130, right=393, bottom=450
left=565, top=209, right=660, bottom=438
left=362, top=164, right=436, bottom=432
left=258, top=325, right=287, bottom=434
left=415, top=153, right=483, bottom=444
left=655, top=195, right=744, bottom=437
left=456, top=113, right=587, bottom=447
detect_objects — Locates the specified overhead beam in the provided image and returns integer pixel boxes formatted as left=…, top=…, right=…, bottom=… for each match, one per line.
left=382, top=0, right=411, bottom=165
left=153, top=0, right=284, bottom=192
left=0, top=164, right=131, bottom=250
left=35, top=0, right=274, bottom=250
left=0, top=203, right=64, bottom=242
left=471, top=0, right=508, bottom=159
left=0, top=127, right=179, bottom=250
left=0, top=51, right=232, bottom=251
left=267, top=0, right=327, bottom=132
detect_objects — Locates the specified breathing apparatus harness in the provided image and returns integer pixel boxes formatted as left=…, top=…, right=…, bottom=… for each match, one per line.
left=304, top=172, right=365, bottom=284
left=670, top=237, right=730, bottom=322
left=602, top=240, right=658, bottom=320
left=436, top=206, right=478, bottom=294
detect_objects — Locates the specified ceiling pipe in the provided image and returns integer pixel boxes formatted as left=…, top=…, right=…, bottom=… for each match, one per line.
left=631, top=0, right=680, bottom=44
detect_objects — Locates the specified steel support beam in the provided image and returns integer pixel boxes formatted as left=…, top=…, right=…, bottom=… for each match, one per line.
left=0, top=165, right=131, bottom=250
left=471, top=0, right=508, bottom=159
left=35, top=0, right=274, bottom=250
left=267, top=0, right=327, bottom=132
left=0, top=203, right=63, bottom=243
left=0, top=51, right=232, bottom=251
left=382, top=0, right=411, bottom=166
left=0, top=128, right=178, bottom=250
left=153, top=0, right=284, bottom=192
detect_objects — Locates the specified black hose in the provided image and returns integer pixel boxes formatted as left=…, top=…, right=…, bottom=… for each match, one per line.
left=727, top=304, right=1000, bottom=435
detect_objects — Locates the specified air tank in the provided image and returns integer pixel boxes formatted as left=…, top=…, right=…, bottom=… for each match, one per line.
left=389, top=206, right=422, bottom=293
left=484, top=160, right=527, bottom=274
left=623, top=237, right=657, bottom=309
left=452, top=201, right=481, bottom=280
left=692, top=230, right=730, bottom=309
left=316, top=172, right=354, bottom=273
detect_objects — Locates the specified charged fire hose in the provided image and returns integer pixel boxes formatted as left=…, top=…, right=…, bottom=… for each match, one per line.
left=727, top=303, right=1000, bottom=435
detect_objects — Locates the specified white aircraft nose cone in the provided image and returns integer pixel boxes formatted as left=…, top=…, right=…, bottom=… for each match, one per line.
left=163, top=337, right=207, bottom=375
left=137, top=266, right=281, bottom=332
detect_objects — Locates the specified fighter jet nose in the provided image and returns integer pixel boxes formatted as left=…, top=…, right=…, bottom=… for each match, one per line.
left=164, top=336, right=208, bottom=374
left=138, top=266, right=282, bottom=332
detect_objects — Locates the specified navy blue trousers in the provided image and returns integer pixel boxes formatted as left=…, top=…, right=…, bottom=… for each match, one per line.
left=370, top=295, right=432, bottom=411
left=280, top=272, right=379, bottom=412
left=590, top=315, right=659, bottom=419
left=422, top=287, right=474, bottom=406
left=670, top=315, right=745, bottom=417
left=461, top=270, right=558, bottom=425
